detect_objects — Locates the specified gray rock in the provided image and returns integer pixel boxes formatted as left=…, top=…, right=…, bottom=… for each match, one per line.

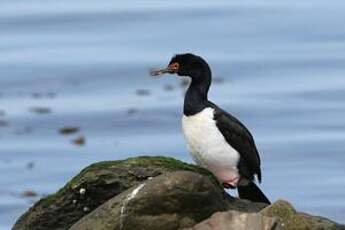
left=13, top=156, right=217, bottom=230
left=182, top=210, right=280, bottom=230
left=70, top=171, right=265, bottom=230
left=260, top=200, right=344, bottom=230
left=12, top=156, right=344, bottom=230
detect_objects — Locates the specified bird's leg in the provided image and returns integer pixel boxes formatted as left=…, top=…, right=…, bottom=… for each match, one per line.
left=222, top=183, right=235, bottom=189
left=222, top=176, right=240, bottom=189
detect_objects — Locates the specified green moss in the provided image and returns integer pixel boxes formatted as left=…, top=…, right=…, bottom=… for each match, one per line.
left=260, top=200, right=341, bottom=230
left=14, top=155, right=223, bottom=230
left=261, top=200, right=300, bottom=229
left=261, top=199, right=296, bottom=219
left=122, top=156, right=218, bottom=185
left=66, top=161, right=119, bottom=187
left=124, top=156, right=200, bottom=171
left=33, top=156, right=218, bottom=208
left=70, top=156, right=218, bottom=186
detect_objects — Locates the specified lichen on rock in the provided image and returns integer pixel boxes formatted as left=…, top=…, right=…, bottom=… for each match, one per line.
left=12, top=156, right=218, bottom=230
left=12, top=156, right=344, bottom=230
left=70, top=171, right=234, bottom=230
left=261, top=200, right=344, bottom=230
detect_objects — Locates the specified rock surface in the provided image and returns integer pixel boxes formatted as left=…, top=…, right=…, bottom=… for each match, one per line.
left=182, top=211, right=280, bottom=230
left=70, top=171, right=265, bottom=230
left=13, top=156, right=217, bottom=230
left=13, top=156, right=344, bottom=230
left=260, top=200, right=345, bottom=230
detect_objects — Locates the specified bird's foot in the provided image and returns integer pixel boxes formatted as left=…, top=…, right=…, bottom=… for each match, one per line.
left=222, top=176, right=240, bottom=189
left=222, top=183, right=236, bottom=189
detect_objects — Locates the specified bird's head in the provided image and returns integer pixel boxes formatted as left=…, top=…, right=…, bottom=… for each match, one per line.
left=151, top=53, right=210, bottom=81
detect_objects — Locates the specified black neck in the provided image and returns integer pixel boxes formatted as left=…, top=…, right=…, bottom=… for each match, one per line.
left=183, top=66, right=212, bottom=116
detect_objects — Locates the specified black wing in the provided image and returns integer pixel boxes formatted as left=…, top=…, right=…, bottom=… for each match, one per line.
left=209, top=103, right=262, bottom=182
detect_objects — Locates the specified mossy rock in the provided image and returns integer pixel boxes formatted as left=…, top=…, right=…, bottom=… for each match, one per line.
left=69, top=171, right=228, bottom=230
left=70, top=171, right=266, bottom=230
left=14, top=156, right=342, bottom=230
left=261, top=200, right=344, bottom=230
left=13, top=156, right=215, bottom=230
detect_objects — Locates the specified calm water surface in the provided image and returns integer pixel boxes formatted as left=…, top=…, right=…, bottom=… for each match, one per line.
left=1, top=1, right=345, bottom=228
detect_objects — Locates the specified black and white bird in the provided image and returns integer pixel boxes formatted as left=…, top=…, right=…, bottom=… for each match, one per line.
left=151, top=53, right=270, bottom=204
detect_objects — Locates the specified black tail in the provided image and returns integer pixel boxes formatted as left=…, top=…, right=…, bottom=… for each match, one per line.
left=237, top=181, right=270, bottom=204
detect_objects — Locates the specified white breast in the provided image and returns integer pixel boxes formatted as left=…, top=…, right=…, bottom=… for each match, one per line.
left=182, top=107, right=240, bottom=182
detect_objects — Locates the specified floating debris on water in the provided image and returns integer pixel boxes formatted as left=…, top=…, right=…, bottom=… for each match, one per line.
left=31, top=92, right=57, bottom=99
left=180, top=78, right=190, bottom=87
left=26, top=161, right=35, bottom=170
left=29, top=107, right=52, bottom=114
left=46, top=92, right=56, bottom=98
left=213, top=77, right=225, bottom=84
left=72, top=136, right=85, bottom=146
left=0, top=120, right=8, bottom=127
left=31, top=93, right=42, bottom=99
left=127, top=108, right=138, bottom=115
left=136, top=89, right=150, bottom=96
left=59, top=127, right=80, bottom=135
left=163, top=84, right=174, bottom=91
left=22, top=190, right=38, bottom=198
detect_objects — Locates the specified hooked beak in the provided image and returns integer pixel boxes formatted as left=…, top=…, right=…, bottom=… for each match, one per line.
left=150, top=67, right=173, bottom=76
left=150, top=63, right=179, bottom=77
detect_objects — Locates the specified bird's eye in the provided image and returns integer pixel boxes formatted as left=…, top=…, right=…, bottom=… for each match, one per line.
left=168, top=62, right=180, bottom=72
left=172, top=63, right=179, bottom=70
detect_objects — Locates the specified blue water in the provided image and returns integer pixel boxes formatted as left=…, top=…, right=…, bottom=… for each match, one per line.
left=1, top=1, right=345, bottom=228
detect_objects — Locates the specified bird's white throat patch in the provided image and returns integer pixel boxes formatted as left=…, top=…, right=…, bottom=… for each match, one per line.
left=182, top=107, right=240, bottom=183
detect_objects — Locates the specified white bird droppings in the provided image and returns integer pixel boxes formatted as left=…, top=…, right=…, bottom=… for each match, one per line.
left=79, top=188, right=86, bottom=195
left=120, top=183, right=146, bottom=230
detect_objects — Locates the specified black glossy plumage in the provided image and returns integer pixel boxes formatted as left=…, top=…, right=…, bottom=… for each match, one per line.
left=161, top=53, right=270, bottom=204
left=212, top=104, right=262, bottom=183
left=175, top=54, right=261, bottom=182
left=237, top=181, right=270, bottom=204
